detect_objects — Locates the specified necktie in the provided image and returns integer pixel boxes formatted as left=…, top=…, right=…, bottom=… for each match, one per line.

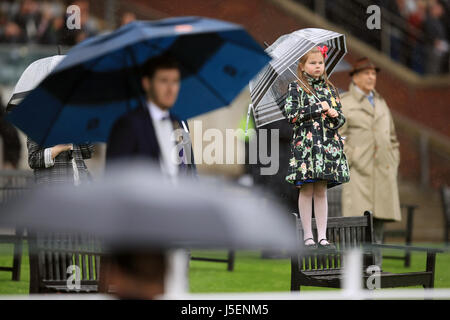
left=179, top=148, right=185, bottom=166
left=367, top=94, right=375, bottom=107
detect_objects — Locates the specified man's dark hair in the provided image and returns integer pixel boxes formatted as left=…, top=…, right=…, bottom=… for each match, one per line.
left=111, top=250, right=166, bottom=282
left=141, top=54, right=180, bottom=79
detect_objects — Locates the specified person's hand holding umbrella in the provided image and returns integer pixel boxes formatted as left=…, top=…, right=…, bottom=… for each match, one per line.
left=50, top=143, right=72, bottom=158
left=319, top=101, right=339, bottom=118
left=7, top=54, right=93, bottom=185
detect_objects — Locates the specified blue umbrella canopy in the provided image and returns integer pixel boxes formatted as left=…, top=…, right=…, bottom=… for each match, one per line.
left=7, top=17, right=271, bottom=147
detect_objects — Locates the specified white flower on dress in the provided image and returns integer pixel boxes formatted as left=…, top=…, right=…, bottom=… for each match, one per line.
left=290, top=158, right=297, bottom=167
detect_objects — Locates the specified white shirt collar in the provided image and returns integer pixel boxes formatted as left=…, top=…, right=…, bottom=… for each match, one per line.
left=354, top=84, right=374, bottom=98
left=148, top=100, right=170, bottom=121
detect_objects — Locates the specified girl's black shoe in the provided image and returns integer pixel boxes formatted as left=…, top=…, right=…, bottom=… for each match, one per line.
left=318, top=239, right=336, bottom=250
left=303, top=238, right=317, bottom=249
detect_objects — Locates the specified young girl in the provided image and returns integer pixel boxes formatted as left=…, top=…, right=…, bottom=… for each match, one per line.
left=284, top=46, right=350, bottom=249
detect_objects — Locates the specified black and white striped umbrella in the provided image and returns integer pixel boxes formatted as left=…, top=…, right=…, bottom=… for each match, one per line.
left=248, top=28, right=347, bottom=128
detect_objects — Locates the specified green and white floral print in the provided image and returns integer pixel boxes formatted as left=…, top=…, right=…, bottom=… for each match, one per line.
left=283, top=73, right=350, bottom=188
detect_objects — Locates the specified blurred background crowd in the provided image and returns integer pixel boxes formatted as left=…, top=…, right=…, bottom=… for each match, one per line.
left=297, top=0, right=450, bottom=74
left=0, top=0, right=101, bottom=46
left=0, top=0, right=140, bottom=45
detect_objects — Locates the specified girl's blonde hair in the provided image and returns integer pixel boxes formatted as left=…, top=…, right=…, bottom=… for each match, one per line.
left=296, top=47, right=340, bottom=98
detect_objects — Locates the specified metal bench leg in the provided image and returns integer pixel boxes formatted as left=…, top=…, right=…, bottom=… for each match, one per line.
left=424, top=252, right=436, bottom=289
left=446, top=225, right=449, bottom=247
left=12, top=228, right=23, bottom=281
left=98, top=256, right=110, bottom=293
left=290, top=279, right=300, bottom=291
left=227, top=251, right=235, bottom=272
left=28, top=233, right=40, bottom=294
left=404, top=207, right=415, bottom=267
left=290, top=256, right=301, bottom=291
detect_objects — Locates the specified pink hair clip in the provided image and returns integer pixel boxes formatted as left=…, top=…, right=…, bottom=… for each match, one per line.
left=318, top=45, right=328, bottom=59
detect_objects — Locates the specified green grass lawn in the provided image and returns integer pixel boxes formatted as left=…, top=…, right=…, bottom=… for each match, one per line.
left=0, top=243, right=449, bottom=295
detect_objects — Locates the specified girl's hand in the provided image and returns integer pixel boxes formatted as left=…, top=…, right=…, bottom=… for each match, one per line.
left=327, top=108, right=339, bottom=118
left=319, top=101, right=330, bottom=111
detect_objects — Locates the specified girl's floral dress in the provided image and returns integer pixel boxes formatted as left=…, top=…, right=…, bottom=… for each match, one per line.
left=283, top=73, right=350, bottom=188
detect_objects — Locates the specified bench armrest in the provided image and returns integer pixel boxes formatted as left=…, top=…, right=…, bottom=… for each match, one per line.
left=368, top=244, right=445, bottom=253
left=400, top=203, right=419, bottom=210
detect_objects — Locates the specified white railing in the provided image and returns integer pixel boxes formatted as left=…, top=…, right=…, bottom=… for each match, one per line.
left=2, top=249, right=450, bottom=300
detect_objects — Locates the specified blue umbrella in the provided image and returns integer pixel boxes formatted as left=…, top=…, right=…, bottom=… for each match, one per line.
left=7, top=16, right=271, bottom=147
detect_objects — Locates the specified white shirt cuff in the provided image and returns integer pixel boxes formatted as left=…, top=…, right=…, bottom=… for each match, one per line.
left=44, top=148, right=55, bottom=168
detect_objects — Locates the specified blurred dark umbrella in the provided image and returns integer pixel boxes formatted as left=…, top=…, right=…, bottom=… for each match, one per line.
left=6, top=17, right=271, bottom=147
left=0, top=162, right=296, bottom=252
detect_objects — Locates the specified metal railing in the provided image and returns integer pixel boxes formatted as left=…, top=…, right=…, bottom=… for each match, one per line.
left=0, top=169, right=34, bottom=203
left=0, top=169, right=34, bottom=281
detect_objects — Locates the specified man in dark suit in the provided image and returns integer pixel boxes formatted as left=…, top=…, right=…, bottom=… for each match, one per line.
left=101, top=55, right=196, bottom=293
left=106, top=54, right=196, bottom=179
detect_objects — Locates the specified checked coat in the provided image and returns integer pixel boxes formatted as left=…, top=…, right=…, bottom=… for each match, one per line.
left=27, top=138, right=94, bottom=185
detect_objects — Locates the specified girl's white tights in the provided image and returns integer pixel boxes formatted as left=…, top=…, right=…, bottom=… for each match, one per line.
left=298, top=181, right=329, bottom=244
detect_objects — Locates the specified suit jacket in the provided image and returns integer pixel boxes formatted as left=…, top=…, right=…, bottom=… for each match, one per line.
left=106, top=106, right=197, bottom=176
left=27, top=137, right=94, bottom=185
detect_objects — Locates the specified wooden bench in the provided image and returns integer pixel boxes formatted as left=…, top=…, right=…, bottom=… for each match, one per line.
left=28, top=232, right=102, bottom=293
left=325, top=185, right=417, bottom=267
left=441, top=186, right=450, bottom=246
left=0, top=170, right=33, bottom=281
left=191, top=251, right=235, bottom=271
left=291, top=211, right=441, bottom=291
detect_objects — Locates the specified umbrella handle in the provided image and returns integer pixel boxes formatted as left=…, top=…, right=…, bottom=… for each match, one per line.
left=245, top=103, right=252, bottom=136
left=287, top=68, right=338, bottom=130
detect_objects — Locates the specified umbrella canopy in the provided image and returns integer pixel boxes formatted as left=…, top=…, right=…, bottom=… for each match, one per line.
left=6, top=16, right=271, bottom=147
left=249, top=28, right=347, bottom=128
left=0, top=162, right=296, bottom=252
left=6, top=55, right=65, bottom=112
